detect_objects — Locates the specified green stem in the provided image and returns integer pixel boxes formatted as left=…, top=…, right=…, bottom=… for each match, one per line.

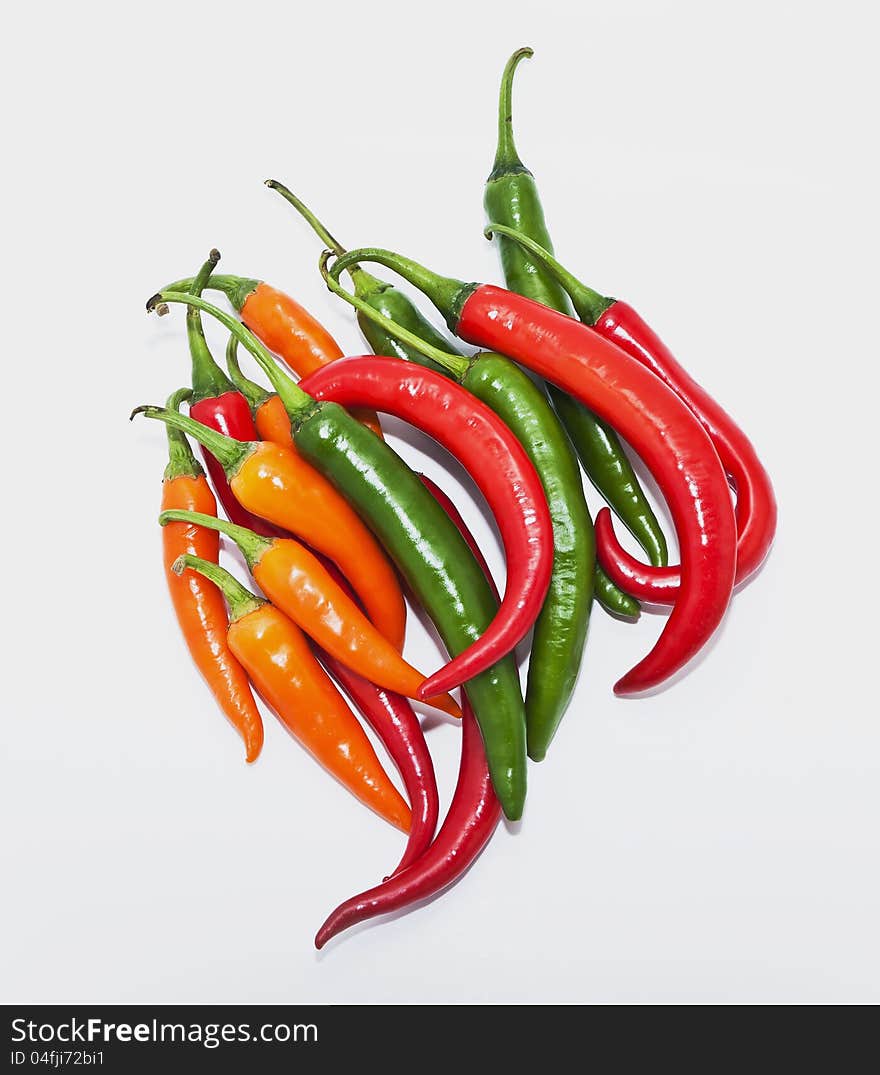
left=172, top=554, right=265, bottom=622
left=484, top=224, right=613, bottom=324
left=319, top=252, right=469, bottom=379
left=266, top=179, right=387, bottom=300
left=488, top=47, right=533, bottom=181
left=163, top=387, right=202, bottom=481
left=163, top=273, right=262, bottom=312
left=147, top=291, right=316, bottom=424
left=226, top=335, right=270, bottom=410
left=160, top=509, right=271, bottom=569
left=329, top=248, right=474, bottom=333
left=187, top=250, right=235, bottom=402
left=131, top=404, right=253, bottom=475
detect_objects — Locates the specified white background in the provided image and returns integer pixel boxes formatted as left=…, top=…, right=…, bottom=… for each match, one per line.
left=2, top=1, right=878, bottom=1004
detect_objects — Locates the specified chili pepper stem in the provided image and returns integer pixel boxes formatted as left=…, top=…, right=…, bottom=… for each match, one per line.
left=320, top=252, right=469, bottom=379
left=147, top=290, right=319, bottom=427
left=488, top=47, right=533, bottom=181
left=172, top=554, right=265, bottom=622
left=160, top=509, right=271, bottom=570
left=226, top=336, right=270, bottom=410
left=163, top=387, right=202, bottom=481
left=484, top=224, right=612, bottom=324
left=187, top=250, right=235, bottom=402
left=329, top=248, right=474, bottom=334
left=130, top=405, right=254, bottom=474
left=266, top=180, right=389, bottom=302
left=161, top=274, right=262, bottom=312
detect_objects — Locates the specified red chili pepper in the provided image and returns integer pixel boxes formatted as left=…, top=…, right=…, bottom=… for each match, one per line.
left=313, top=554, right=439, bottom=877
left=592, top=302, right=775, bottom=598
left=328, top=248, right=738, bottom=695
left=315, top=696, right=499, bottom=948
left=315, top=480, right=501, bottom=948
left=320, top=655, right=438, bottom=878
left=298, top=355, right=553, bottom=698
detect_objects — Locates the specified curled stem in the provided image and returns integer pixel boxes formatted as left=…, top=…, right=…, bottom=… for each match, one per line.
left=319, top=251, right=468, bottom=379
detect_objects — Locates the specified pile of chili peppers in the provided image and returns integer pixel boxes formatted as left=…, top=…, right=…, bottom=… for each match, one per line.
left=135, top=48, right=775, bottom=948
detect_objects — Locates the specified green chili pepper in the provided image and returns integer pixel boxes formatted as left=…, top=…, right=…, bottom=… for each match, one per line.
left=321, top=255, right=594, bottom=760
left=484, top=47, right=668, bottom=576
left=146, top=286, right=528, bottom=819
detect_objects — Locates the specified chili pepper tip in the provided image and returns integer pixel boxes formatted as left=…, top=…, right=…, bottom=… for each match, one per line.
left=129, top=405, right=149, bottom=421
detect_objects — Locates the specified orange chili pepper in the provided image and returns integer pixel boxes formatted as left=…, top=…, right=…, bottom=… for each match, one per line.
left=133, top=404, right=406, bottom=652
left=160, top=389, right=263, bottom=762
left=159, top=509, right=460, bottom=718
left=172, top=554, right=411, bottom=832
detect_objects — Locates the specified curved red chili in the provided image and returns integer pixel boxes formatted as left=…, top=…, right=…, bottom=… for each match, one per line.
left=456, top=287, right=736, bottom=694
left=319, top=653, right=438, bottom=877
left=315, top=696, right=500, bottom=948
left=313, top=552, right=439, bottom=877
left=481, top=228, right=775, bottom=601
left=298, top=356, right=553, bottom=698
left=592, top=301, right=776, bottom=598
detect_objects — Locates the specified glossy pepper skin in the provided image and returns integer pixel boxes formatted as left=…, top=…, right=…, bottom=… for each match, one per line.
left=321, top=654, right=438, bottom=877
left=316, top=479, right=502, bottom=947
left=315, top=697, right=499, bottom=947
left=160, top=389, right=263, bottom=762
left=147, top=288, right=528, bottom=820
left=299, top=357, right=553, bottom=701
left=165, top=269, right=383, bottom=438
left=489, top=226, right=777, bottom=595
left=173, top=555, right=410, bottom=832
left=158, top=509, right=459, bottom=717
left=133, top=404, right=407, bottom=652
left=328, top=247, right=738, bottom=696
left=320, top=266, right=592, bottom=760
left=483, top=48, right=668, bottom=574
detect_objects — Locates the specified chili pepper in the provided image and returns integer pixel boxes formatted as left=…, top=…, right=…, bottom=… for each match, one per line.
left=226, top=335, right=295, bottom=449
left=144, top=288, right=529, bottom=818
left=316, top=696, right=498, bottom=947
left=321, top=260, right=591, bottom=760
left=158, top=509, right=459, bottom=717
left=271, top=185, right=636, bottom=625
left=180, top=250, right=286, bottom=540
left=316, top=479, right=503, bottom=946
left=486, top=224, right=778, bottom=597
left=160, top=388, right=263, bottom=762
left=321, top=655, right=438, bottom=877
left=484, top=48, right=669, bottom=574
left=165, top=266, right=383, bottom=438
left=172, top=554, right=410, bottom=831
left=327, top=246, right=738, bottom=696
left=131, top=402, right=406, bottom=651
